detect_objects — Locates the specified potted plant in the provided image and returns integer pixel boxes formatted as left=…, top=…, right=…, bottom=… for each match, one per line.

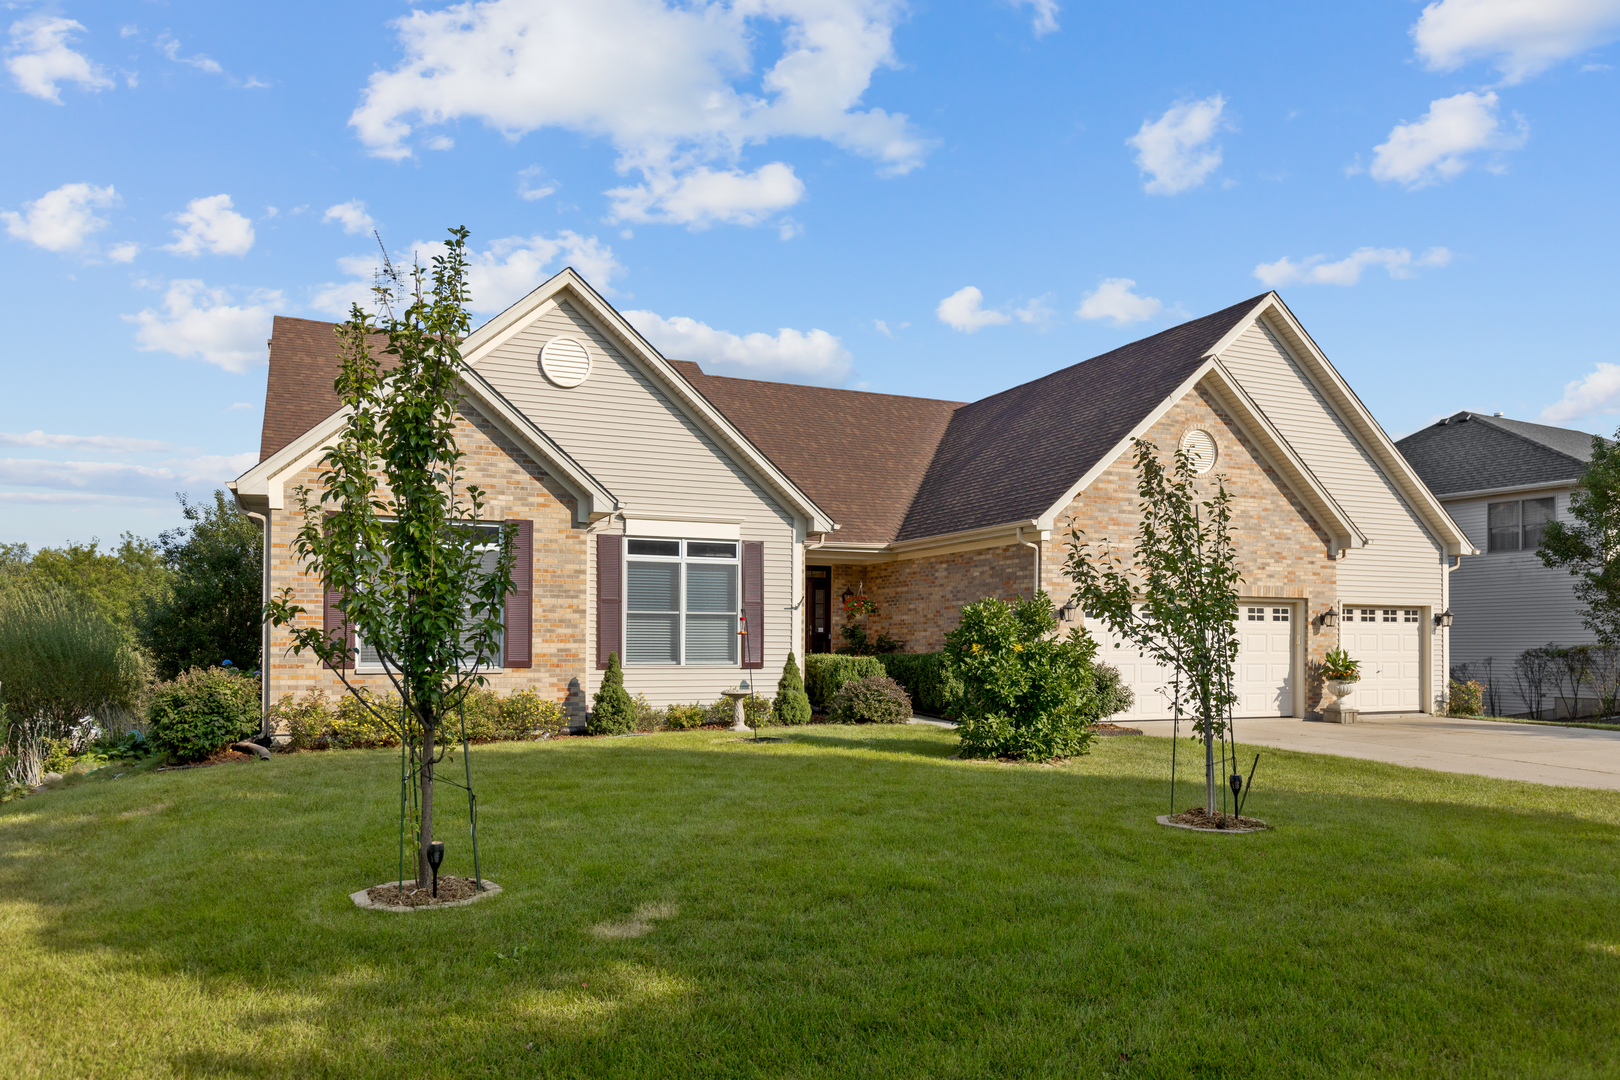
left=1322, top=647, right=1361, bottom=700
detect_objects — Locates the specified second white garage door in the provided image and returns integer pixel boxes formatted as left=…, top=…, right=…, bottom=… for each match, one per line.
left=1341, top=606, right=1422, bottom=712
left=1089, top=601, right=1296, bottom=721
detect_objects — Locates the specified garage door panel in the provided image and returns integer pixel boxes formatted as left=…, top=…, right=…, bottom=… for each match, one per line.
left=1343, top=606, right=1421, bottom=713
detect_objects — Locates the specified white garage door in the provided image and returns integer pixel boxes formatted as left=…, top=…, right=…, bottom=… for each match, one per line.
left=1088, top=602, right=1296, bottom=721
left=1341, top=606, right=1422, bottom=712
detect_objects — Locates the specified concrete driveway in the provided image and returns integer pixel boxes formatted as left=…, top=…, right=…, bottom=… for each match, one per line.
left=1135, top=714, right=1620, bottom=790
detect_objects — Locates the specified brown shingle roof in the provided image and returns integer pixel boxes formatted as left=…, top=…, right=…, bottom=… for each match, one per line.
left=260, top=316, right=392, bottom=462
left=668, top=361, right=963, bottom=544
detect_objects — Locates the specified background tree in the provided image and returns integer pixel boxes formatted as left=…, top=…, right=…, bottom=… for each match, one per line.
left=1540, top=431, right=1620, bottom=645
left=264, top=228, right=516, bottom=890
left=1064, top=439, right=1241, bottom=816
left=139, top=490, right=264, bottom=679
left=4, top=536, right=169, bottom=632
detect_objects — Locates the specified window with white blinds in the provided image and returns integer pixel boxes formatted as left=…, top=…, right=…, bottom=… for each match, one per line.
left=356, top=524, right=505, bottom=672
left=625, top=538, right=739, bottom=665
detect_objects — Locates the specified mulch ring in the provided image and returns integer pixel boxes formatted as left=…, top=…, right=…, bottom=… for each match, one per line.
left=1167, top=807, right=1270, bottom=831
left=1089, top=722, right=1144, bottom=736
left=366, top=876, right=483, bottom=907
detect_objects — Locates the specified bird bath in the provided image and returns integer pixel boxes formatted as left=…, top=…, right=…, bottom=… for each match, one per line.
left=720, top=688, right=753, bottom=732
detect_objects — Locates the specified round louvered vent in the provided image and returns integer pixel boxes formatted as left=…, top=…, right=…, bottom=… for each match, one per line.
left=1179, top=429, right=1217, bottom=474
left=539, top=336, right=592, bottom=388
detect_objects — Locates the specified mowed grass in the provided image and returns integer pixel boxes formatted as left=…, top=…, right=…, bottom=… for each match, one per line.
left=5, top=727, right=1620, bottom=1079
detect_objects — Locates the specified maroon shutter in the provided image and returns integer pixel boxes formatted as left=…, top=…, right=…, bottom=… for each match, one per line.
left=741, top=540, right=764, bottom=669
left=597, top=532, right=622, bottom=669
left=322, top=512, right=352, bottom=670
left=504, top=519, right=533, bottom=669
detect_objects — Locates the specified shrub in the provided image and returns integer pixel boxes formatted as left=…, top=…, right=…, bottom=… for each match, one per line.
left=829, top=675, right=912, bottom=724
left=836, top=623, right=905, bottom=656
left=665, top=703, right=708, bottom=730
left=774, top=653, right=813, bottom=725
left=805, top=654, right=886, bottom=711
left=943, top=593, right=1099, bottom=762
left=877, top=652, right=962, bottom=717
left=502, top=688, right=568, bottom=738
left=1092, top=662, right=1135, bottom=720
left=1447, top=678, right=1485, bottom=717
left=590, top=652, right=635, bottom=735
left=146, top=667, right=262, bottom=763
left=266, top=691, right=336, bottom=750
left=330, top=689, right=401, bottom=749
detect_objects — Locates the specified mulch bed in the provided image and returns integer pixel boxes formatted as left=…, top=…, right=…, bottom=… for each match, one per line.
left=156, top=749, right=259, bottom=771
left=1089, top=722, right=1144, bottom=736
left=366, top=876, right=484, bottom=907
left=1168, top=806, right=1270, bottom=830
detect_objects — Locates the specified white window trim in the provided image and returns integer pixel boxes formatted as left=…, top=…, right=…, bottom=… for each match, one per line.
left=623, top=537, right=740, bottom=667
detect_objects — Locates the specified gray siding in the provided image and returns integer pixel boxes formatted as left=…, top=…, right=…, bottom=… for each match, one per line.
left=1445, top=488, right=1593, bottom=714
left=1218, top=318, right=1448, bottom=710
left=474, top=298, right=803, bottom=707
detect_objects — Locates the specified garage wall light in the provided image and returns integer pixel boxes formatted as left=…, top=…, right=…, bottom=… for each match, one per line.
left=1318, top=606, right=1339, bottom=629
left=1434, top=610, right=1454, bottom=628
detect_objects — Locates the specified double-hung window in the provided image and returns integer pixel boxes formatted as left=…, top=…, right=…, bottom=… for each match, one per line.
left=625, top=538, right=739, bottom=665
left=356, top=522, right=505, bottom=672
left=1487, top=497, right=1555, bottom=553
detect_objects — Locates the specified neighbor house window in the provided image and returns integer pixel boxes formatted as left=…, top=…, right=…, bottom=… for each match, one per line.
left=357, top=523, right=505, bottom=672
left=1487, top=497, right=1555, bottom=552
left=625, top=538, right=738, bottom=665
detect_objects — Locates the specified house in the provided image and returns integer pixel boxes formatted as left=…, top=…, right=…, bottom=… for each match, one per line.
left=1396, top=411, right=1606, bottom=715
left=232, top=272, right=1469, bottom=725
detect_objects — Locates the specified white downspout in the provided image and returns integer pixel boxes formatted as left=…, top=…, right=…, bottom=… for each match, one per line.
left=245, top=509, right=271, bottom=734
left=1016, top=526, right=1039, bottom=597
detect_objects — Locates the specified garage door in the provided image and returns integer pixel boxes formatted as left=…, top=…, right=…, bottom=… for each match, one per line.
left=1341, top=606, right=1421, bottom=712
left=1088, top=602, right=1296, bottom=721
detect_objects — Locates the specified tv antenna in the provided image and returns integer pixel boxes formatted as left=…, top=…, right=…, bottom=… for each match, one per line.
left=373, top=230, right=402, bottom=290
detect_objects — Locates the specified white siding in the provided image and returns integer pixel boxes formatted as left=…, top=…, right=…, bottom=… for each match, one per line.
left=476, top=298, right=802, bottom=707
left=1445, top=488, right=1593, bottom=715
left=1219, top=319, right=1448, bottom=711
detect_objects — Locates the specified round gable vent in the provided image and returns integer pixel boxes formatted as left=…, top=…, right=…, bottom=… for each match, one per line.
left=1179, top=429, right=1217, bottom=474
left=539, top=336, right=592, bottom=388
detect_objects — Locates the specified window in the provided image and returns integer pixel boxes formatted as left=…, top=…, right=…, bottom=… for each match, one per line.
left=1403, top=609, right=1419, bottom=623
left=1271, top=608, right=1289, bottom=622
left=625, top=538, right=739, bottom=665
left=1247, top=606, right=1265, bottom=621
left=1488, top=496, right=1556, bottom=552
left=357, top=523, right=505, bottom=672
left=1382, top=609, right=1397, bottom=623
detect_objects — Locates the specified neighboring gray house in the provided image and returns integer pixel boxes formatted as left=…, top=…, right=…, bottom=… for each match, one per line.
left=1397, top=411, right=1606, bottom=714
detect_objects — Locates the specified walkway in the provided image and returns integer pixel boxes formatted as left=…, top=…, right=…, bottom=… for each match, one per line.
left=1136, top=714, right=1620, bottom=790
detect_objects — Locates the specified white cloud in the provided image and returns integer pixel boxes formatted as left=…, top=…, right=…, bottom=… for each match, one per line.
left=0, top=452, right=258, bottom=499
left=124, top=280, right=281, bottom=372
left=164, top=194, right=255, bottom=256
left=1543, top=363, right=1620, bottom=423
left=1, top=182, right=119, bottom=252
left=1076, top=278, right=1163, bottom=325
left=0, top=430, right=172, bottom=452
left=1369, top=91, right=1527, bottom=188
left=349, top=0, right=930, bottom=228
left=1413, top=0, right=1620, bottom=84
left=1015, top=294, right=1054, bottom=324
left=309, top=255, right=386, bottom=318
left=155, top=33, right=222, bottom=75
left=607, top=163, right=806, bottom=227
left=936, top=286, right=1012, bottom=333
left=1012, top=0, right=1060, bottom=36
left=1253, top=246, right=1453, bottom=287
left=108, top=241, right=140, bottom=263
left=1127, top=94, right=1228, bottom=195
left=625, top=310, right=851, bottom=383
left=517, top=166, right=557, bottom=201
left=322, top=200, right=376, bottom=235
left=6, top=15, right=112, bottom=103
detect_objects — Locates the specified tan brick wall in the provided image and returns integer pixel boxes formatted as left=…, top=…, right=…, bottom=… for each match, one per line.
left=818, top=383, right=1338, bottom=710
left=265, top=403, right=591, bottom=722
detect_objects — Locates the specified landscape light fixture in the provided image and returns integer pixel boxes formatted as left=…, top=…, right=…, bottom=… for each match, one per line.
left=1435, top=610, right=1454, bottom=628
left=428, top=840, right=445, bottom=897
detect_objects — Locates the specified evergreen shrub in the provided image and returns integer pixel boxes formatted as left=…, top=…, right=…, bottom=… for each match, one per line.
left=829, top=675, right=912, bottom=724
left=590, top=652, right=635, bottom=735
left=804, top=654, right=886, bottom=710
left=774, top=652, right=813, bottom=724
left=146, top=667, right=262, bottom=763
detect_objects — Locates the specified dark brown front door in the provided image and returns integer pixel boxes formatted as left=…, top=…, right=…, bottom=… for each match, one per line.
left=807, top=566, right=832, bottom=653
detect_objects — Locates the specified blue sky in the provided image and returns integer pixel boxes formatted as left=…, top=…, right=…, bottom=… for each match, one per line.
left=3, top=0, right=1618, bottom=548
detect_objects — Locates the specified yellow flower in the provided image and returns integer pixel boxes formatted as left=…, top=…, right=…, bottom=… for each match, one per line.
left=1012, top=643, right=1024, bottom=652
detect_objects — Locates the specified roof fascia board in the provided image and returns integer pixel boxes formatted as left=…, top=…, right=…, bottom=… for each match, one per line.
left=1244, top=297, right=1473, bottom=556
left=1201, top=360, right=1366, bottom=551
left=234, top=409, right=352, bottom=509
left=817, top=518, right=1048, bottom=563
left=1437, top=480, right=1577, bottom=502
left=498, top=270, right=836, bottom=533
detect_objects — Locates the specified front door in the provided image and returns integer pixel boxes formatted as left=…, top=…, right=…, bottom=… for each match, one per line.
left=807, top=567, right=832, bottom=653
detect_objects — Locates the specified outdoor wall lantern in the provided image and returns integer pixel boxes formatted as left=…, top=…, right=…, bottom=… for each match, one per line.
left=428, top=840, right=445, bottom=897
left=1318, top=606, right=1339, bottom=629
left=841, top=587, right=855, bottom=605
left=1435, top=610, right=1454, bottom=628
left=1056, top=602, right=1077, bottom=623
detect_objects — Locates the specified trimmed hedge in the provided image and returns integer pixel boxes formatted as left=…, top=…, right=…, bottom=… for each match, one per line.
left=805, top=654, right=886, bottom=711
left=877, top=652, right=962, bottom=717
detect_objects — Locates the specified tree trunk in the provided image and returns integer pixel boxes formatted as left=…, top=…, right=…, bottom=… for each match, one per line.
left=417, top=714, right=435, bottom=887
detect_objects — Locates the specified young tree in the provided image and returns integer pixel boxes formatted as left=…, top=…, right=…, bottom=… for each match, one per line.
left=264, top=228, right=517, bottom=889
left=1540, top=432, right=1620, bottom=645
left=589, top=652, right=634, bottom=735
left=1064, top=438, right=1241, bottom=816
left=140, top=491, right=264, bottom=679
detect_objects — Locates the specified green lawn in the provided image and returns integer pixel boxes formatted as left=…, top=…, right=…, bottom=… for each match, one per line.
left=5, top=727, right=1620, bottom=1079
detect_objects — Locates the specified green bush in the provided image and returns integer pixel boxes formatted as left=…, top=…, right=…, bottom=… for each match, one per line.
left=774, top=652, right=813, bottom=725
left=330, top=689, right=401, bottom=749
left=267, top=686, right=564, bottom=749
left=590, top=653, right=635, bottom=735
left=1091, top=661, right=1135, bottom=720
left=664, top=703, right=708, bottom=730
left=805, top=654, right=886, bottom=711
left=829, top=675, right=912, bottom=724
left=1447, top=678, right=1485, bottom=717
left=501, top=688, right=568, bottom=737
left=877, top=653, right=963, bottom=717
left=146, top=667, right=263, bottom=763
left=943, top=593, right=1099, bottom=762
